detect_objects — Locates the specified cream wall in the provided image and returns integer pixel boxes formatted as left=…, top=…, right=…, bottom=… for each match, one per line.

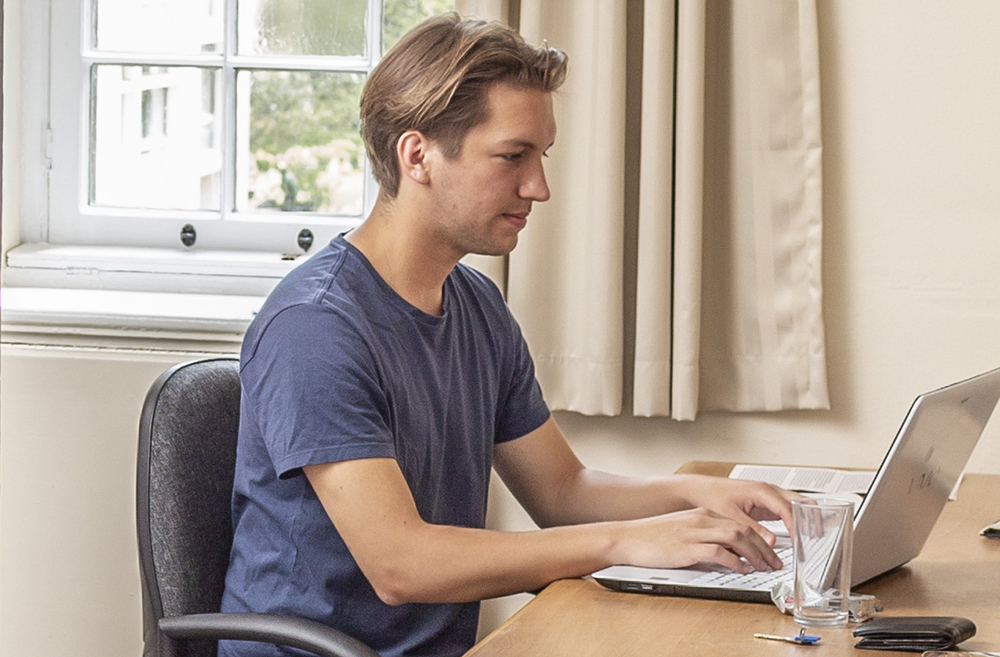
left=3, top=2, right=1000, bottom=656
left=0, top=348, right=206, bottom=657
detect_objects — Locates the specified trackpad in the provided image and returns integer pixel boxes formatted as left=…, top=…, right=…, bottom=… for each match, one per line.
left=592, top=564, right=723, bottom=584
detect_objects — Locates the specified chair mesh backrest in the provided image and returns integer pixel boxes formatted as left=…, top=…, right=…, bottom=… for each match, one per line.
left=137, top=358, right=241, bottom=657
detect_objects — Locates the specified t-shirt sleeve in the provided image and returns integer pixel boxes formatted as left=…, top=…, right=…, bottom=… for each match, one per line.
left=493, top=303, right=551, bottom=444
left=240, top=303, right=396, bottom=478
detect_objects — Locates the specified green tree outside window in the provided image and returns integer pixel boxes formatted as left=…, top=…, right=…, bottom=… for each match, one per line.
left=249, top=0, right=455, bottom=214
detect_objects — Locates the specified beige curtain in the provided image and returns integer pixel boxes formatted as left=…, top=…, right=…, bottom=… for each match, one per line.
left=687, top=1, right=829, bottom=419
left=461, top=0, right=829, bottom=419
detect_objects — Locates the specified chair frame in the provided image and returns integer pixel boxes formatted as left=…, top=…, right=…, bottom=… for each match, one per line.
left=137, top=358, right=379, bottom=657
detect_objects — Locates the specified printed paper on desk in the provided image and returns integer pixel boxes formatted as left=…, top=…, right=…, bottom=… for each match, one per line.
left=730, top=464, right=875, bottom=494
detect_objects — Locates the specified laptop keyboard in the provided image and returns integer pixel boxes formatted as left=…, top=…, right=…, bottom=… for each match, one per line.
left=687, top=524, right=841, bottom=592
left=686, top=544, right=794, bottom=591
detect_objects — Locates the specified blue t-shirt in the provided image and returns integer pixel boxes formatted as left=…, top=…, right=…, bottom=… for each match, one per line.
left=219, top=236, right=550, bottom=657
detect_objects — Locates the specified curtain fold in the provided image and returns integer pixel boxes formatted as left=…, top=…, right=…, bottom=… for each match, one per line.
left=462, top=0, right=829, bottom=419
left=659, top=0, right=708, bottom=419
left=693, top=0, right=828, bottom=417
left=631, top=0, right=678, bottom=417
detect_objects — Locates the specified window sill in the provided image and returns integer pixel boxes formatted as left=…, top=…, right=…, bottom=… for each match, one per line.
left=4, top=242, right=306, bottom=295
left=1, top=244, right=292, bottom=352
left=1, top=286, right=262, bottom=352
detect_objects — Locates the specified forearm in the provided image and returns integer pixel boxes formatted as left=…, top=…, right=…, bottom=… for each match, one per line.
left=367, top=519, right=620, bottom=605
left=495, top=419, right=790, bottom=529
left=547, top=470, right=795, bottom=545
left=543, top=470, right=696, bottom=526
left=493, top=419, right=701, bottom=527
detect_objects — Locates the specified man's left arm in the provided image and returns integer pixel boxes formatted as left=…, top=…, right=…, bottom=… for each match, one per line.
left=493, top=417, right=797, bottom=542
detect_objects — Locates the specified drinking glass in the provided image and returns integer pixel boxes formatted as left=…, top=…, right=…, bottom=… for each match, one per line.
left=791, top=498, right=854, bottom=629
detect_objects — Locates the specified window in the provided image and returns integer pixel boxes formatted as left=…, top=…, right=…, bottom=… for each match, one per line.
left=24, top=0, right=454, bottom=256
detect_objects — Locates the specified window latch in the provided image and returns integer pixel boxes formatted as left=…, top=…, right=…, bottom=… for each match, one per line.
left=180, top=224, right=197, bottom=247
left=297, top=228, right=314, bottom=253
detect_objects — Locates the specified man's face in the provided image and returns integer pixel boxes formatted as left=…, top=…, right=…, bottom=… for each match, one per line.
left=423, top=83, right=557, bottom=258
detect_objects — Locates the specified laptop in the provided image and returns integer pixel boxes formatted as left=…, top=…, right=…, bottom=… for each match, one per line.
left=592, top=366, right=1000, bottom=603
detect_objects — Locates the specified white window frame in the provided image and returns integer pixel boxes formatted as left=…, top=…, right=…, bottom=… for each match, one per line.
left=10, top=0, right=389, bottom=298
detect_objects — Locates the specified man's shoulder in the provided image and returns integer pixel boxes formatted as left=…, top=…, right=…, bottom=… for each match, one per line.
left=260, top=237, right=389, bottom=319
left=272, top=238, right=353, bottom=303
left=241, top=239, right=376, bottom=361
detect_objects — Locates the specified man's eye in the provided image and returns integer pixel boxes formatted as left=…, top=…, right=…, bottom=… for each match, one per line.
left=501, top=153, right=523, bottom=161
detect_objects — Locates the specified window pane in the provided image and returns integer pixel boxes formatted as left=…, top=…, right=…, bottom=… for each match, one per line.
left=382, top=0, right=456, bottom=54
left=237, top=0, right=367, bottom=57
left=94, top=0, right=223, bottom=53
left=237, top=70, right=365, bottom=216
left=91, top=65, right=223, bottom=211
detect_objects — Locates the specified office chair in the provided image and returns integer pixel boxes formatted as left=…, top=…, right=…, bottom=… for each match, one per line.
left=137, top=357, right=379, bottom=657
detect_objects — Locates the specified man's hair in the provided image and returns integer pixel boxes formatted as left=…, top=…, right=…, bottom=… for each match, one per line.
left=360, top=13, right=568, bottom=198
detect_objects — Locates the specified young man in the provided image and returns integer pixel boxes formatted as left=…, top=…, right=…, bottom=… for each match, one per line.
left=220, top=14, right=795, bottom=657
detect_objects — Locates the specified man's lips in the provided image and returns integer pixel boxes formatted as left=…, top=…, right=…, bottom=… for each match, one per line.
left=502, top=211, right=530, bottom=228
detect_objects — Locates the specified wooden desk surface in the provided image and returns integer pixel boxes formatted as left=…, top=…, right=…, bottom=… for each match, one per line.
left=467, top=465, right=1000, bottom=656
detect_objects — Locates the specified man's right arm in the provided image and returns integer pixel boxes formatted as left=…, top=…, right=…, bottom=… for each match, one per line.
left=303, top=457, right=778, bottom=606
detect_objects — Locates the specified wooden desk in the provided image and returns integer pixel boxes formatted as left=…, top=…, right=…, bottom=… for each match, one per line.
left=467, top=464, right=1000, bottom=656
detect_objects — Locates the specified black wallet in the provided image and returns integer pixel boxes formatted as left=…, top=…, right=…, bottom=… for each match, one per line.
left=853, top=616, right=977, bottom=652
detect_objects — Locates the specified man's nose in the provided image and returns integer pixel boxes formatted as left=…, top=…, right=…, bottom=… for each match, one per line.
left=520, top=160, right=551, bottom=202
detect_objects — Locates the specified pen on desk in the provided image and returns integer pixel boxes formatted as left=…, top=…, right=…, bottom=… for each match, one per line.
left=754, top=632, right=821, bottom=645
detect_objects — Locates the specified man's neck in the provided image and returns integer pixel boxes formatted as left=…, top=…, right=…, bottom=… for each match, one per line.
left=345, top=197, right=460, bottom=316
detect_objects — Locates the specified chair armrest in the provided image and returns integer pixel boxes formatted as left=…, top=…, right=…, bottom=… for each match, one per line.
left=159, top=612, right=380, bottom=657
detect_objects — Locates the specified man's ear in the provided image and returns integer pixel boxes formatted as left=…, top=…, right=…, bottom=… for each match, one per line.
left=397, top=130, right=431, bottom=185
